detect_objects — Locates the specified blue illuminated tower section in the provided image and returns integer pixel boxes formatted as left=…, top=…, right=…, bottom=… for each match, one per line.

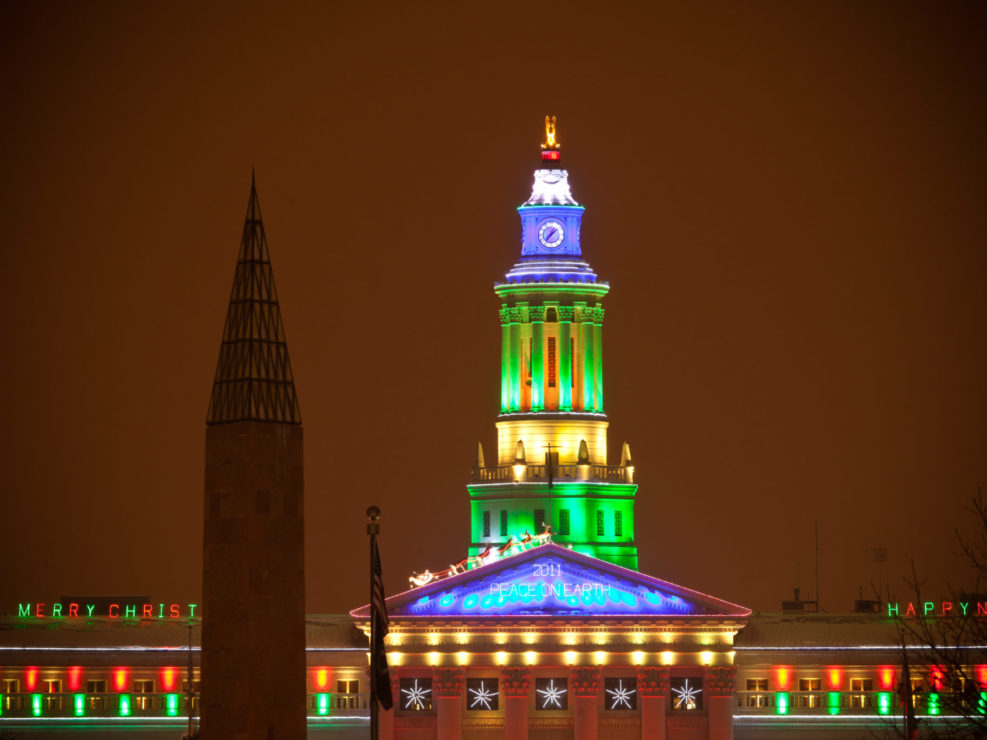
left=469, top=118, right=638, bottom=570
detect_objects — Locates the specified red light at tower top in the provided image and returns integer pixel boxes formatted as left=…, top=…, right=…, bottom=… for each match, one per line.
left=540, top=114, right=560, bottom=163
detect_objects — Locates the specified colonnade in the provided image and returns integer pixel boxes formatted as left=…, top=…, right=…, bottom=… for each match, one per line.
left=499, top=303, right=604, bottom=414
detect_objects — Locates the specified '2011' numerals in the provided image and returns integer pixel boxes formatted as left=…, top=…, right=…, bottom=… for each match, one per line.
left=533, top=563, right=562, bottom=577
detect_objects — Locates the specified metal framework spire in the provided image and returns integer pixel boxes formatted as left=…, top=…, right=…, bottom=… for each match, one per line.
left=206, top=174, right=301, bottom=425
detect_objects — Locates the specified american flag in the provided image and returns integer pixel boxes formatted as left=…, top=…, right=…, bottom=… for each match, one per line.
left=371, top=535, right=392, bottom=710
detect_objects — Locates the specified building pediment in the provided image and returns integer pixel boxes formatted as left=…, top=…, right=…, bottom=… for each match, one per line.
left=353, top=543, right=749, bottom=620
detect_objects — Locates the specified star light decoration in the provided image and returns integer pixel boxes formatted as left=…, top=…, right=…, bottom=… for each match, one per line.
left=672, top=678, right=702, bottom=710
left=537, top=679, right=567, bottom=709
left=468, top=680, right=498, bottom=710
left=402, top=679, right=431, bottom=711
left=606, top=679, right=637, bottom=709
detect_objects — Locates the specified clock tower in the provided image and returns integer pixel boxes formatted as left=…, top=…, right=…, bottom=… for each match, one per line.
left=469, top=118, right=638, bottom=570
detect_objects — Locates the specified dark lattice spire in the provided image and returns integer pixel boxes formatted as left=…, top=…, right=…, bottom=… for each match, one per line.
left=207, top=173, right=301, bottom=425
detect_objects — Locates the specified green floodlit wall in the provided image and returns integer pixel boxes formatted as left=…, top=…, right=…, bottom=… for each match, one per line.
left=467, top=482, right=638, bottom=570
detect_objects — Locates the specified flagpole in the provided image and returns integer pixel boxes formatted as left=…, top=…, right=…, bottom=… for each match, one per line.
left=367, top=505, right=381, bottom=740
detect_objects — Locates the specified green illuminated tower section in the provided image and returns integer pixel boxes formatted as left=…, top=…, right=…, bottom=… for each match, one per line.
left=469, top=119, right=638, bottom=570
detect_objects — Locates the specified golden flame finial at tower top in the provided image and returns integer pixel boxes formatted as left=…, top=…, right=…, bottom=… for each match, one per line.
left=542, top=115, right=559, bottom=149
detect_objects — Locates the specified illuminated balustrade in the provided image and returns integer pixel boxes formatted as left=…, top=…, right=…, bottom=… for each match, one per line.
left=0, top=692, right=197, bottom=718
left=473, top=462, right=632, bottom=483
left=737, top=691, right=909, bottom=715
left=307, top=692, right=368, bottom=716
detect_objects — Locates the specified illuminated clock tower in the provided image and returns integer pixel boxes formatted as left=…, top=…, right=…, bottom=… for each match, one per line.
left=469, top=117, right=638, bottom=570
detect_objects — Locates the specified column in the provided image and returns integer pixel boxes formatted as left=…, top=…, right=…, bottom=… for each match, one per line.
left=378, top=672, right=401, bottom=740
left=638, top=666, right=668, bottom=740
left=500, top=307, right=510, bottom=413
left=530, top=306, right=545, bottom=411
left=501, top=667, right=531, bottom=740
left=508, top=308, right=522, bottom=412
left=434, top=667, right=466, bottom=740
left=706, top=666, right=736, bottom=740
left=558, top=307, right=573, bottom=411
left=592, top=307, right=604, bottom=413
left=581, top=312, right=595, bottom=412
left=572, top=666, right=601, bottom=740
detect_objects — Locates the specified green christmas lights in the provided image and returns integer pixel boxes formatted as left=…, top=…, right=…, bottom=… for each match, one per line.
left=316, top=693, right=330, bottom=716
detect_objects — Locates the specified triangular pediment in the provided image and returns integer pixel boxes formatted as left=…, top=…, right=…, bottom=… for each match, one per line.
left=353, top=544, right=749, bottom=619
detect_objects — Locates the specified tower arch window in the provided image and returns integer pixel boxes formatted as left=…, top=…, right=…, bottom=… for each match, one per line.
left=547, top=337, right=557, bottom=387
left=546, top=307, right=558, bottom=322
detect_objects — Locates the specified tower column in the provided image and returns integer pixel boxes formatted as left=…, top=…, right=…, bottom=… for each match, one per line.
left=706, top=666, right=736, bottom=740
left=500, top=307, right=510, bottom=413
left=578, top=305, right=595, bottom=412
left=592, top=307, right=604, bottom=413
left=502, top=668, right=531, bottom=740
left=530, top=307, right=545, bottom=411
left=638, top=667, right=669, bottom=740
left=434, top=668, right=465, bottom=740
left=558, top=307, right=573, bottom=411
left=508, top=308, right=522, bottom=412
left=572, top=666, right=601, bottom=740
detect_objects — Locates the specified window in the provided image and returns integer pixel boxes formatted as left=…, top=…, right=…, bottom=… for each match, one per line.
left=3, top=679, right=20, bottom=694
left=336, top=679, right=359, bottom=709
left=614, top=511, right=623, bottom=536
left=604, top=677, right=637, bottom=710
left=482, top=511, right=490, bottom=537
left=466, top=678, right=499, bottom=711
left=671, top=677, right=703, bottom=710
left=535, top=678, right=568, bottom=710
left=559, top=509, right=570, bottom=536
left=134, top=679, right=154, bottom=709
left=546, top=307, right=557, bottom=322
left=534, top=509, right=546, bottom=533
left=746, top=678, right=769, bottom=707
left=499, top=510, right=508, bottom=537
left=850, top=678, right=873, bottom=708
left=400, top=678, right=432, bottom=712
left=596, top=510, right=605, bottom=536
left=547, top=337, right=557, bottom=387
left=799, top=678, right=821, bottom=707
left=43, top=679, right=62, bottom=694
left=86, top=679, right=106, bottom=694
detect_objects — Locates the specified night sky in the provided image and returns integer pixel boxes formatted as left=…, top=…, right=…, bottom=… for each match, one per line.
left=1, top=1, right=985, bottom=616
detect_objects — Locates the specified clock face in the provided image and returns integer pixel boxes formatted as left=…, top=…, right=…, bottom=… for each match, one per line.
left=538, top=220, right=565, bottom=249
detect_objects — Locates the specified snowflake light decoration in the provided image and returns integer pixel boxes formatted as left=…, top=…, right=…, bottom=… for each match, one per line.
left=468, top=680, right=498, bottom=710
left=402, top=678, right=431, bottom=711
left=537, top=679, right=567, bottom=709
left=606, top=679, right=637, bottom=709
left=672, top=678, right=702, bottom=710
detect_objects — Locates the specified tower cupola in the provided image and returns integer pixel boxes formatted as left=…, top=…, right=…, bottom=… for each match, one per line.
left=469, top=119, right=639, bottom=571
